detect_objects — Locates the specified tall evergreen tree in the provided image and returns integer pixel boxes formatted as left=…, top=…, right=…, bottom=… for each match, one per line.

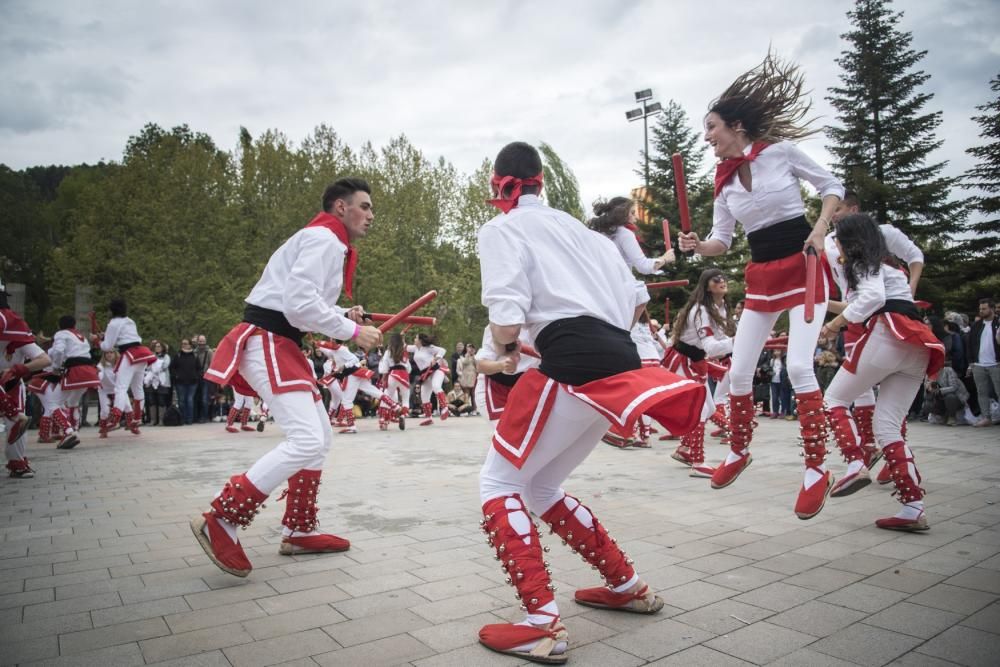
left=962, top=73, right=1000, bottom=274
left=537, top=142, right=584, bottom=220
left=826, top=0, right=962, bottom=244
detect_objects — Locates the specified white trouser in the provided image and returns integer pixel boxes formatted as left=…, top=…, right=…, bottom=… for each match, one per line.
left=113, top=357, right=146, bottom=411
left=4, top=384, right=27, bottom=462
left=713, top=371, right=731, bottom=406
left=98, top=390, right=113, bottom=419
left=824, top=321, right=928, bottom=447
left=338, top=374, right=384, bottom=409
left=61, top=388, right=85, bottom=422
left=419, top=369, right=446, bottom=403
left=730, top=302, right=827, bottom=395
left=233, top=391, right=254, bottom=410
left=239, top=336, right=333, bottom=495
left=38, top=383, right=62, bottom=417
left=387, top=377, right=411, bottom=411
left=480, top=386, right=610, bottom=513
left=844, top=342, right=876, bottom=407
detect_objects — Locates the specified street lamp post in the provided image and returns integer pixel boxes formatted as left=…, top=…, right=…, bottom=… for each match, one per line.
left=625, top=88, right=662, bottom=188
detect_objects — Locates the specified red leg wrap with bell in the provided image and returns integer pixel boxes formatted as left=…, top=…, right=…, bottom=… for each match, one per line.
left=483, top=495, right=555, bottom=614
left=710, top=393, right=755, bottom=489
left=793, top=390, right=833, bottom=519
left=279, top=469, right=349, bottom=554
left=540, top=494, right=634, bottom=591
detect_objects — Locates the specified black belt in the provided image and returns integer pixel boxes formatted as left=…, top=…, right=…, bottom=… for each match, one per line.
left=871, top=299, right=920, bottom=323
left=536, top=316, right=640, bottom=385
left=335, top=366, right=359, bottom=380
left=746, top=216, right=810, bottom=263
left=64, top=357, right=96, bottom=369
left=487, top=371, right=523, bottom=387
left=243, top=303, right=305, bottom=346
left=672, top=340, right=707, bottom=362
left=389, top=364, right=408, bottom=371
left=117, top=341, right=141, bottom=353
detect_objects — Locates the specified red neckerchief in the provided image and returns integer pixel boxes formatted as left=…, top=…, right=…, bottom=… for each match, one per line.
left=68, top=328, right=84, bottom=342
left=305, top=212, right=358, bottom=301
left=487, top=171, right=545, bottom=214
left=713, top=141, right=770, bottom=198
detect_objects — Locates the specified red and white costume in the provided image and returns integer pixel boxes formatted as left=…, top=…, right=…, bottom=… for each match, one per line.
left=2, top=330, right=43, bottom=476
left=37, top=328, right=99, bottom=448
left=824, top=261, right=943, bottom=531
left=99, top=316, right=154, bottom=434
left=475, top=193, right=704, bottom=656
left=197, top=211, right=362, bottom=575
left=407, top=342, right=449, bottom=425
left=708, top=140, right=844, bottom=518
left=474, top=325, right=539, bottom=424
left=824, top=225, right=923, bottom=462
left=378, top=348, right=411, bottom=430
left=662, top=305, right=733, bottom=475
left=225, top=389, right=257, bottom=433
left=97, top=362, right=117, bottom=437
left=320, top=343, right=396, bottom=433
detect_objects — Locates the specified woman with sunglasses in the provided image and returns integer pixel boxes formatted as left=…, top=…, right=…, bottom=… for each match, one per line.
left=679, top=52, right=843, bottom=519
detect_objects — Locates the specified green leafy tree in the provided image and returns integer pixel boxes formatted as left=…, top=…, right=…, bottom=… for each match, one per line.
left=825, top=0, right=963, bottom=245
left=962, top=73, right=1000, bottom=278
left=538, top=142, right=584, bottom=220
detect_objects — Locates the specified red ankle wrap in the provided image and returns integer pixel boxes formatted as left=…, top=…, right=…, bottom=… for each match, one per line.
left=795, top=390, right=829, bottom=470
left=482, top=495, right=555, bottom=614
left=541, top=493, right=634, bottom=588
left=680, top=422, right=707, bottom=464
left=210, top=473, right=268, bottom=528
left=280, top=469, right=322, bottom=533
left=727, top=393, right=755, bottom=452
left=826, top=406, right=864, bottom=462
left=882, top=441, right=924, bottom=503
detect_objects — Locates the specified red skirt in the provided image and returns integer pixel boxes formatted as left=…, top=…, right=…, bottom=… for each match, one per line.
left=388, top=369, right=410, bottom=388
left=115, top=345, right=155, bottom=370
left=842, top=313, right=945, bottom=379
left=483, top=377, right=515, bottom=421
left=744, top=252, right=827, bottom=313
left=492, top=367, right=705, bottom=469
left=62, top=365, right=100, bottom=390
left=661, top=348, right=729, bottom=384
left=206, top=323, right=319, bottom=399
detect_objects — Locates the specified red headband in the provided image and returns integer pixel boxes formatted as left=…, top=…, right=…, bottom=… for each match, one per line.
left=487, top=171, right=544, bottom=214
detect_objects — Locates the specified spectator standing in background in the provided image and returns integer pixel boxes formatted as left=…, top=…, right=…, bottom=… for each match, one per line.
left=457, top=343, right=479, bottom=415
left=145, top=341, right=172, bottom=426
left=450, top=341, right=464, bottom=383
left=968, top=298, right=1000, bottom=426
left=194, top=335, right=215, bottom=423
left=173, top=338, right=200, bottom=425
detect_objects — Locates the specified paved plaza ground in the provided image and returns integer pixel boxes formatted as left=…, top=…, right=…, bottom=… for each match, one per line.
left=1, top=413, right=999, bottom=666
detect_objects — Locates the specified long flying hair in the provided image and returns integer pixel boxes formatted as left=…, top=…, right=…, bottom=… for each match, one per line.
left=833, top=213, right=888, bottom=292
left=709, top=50, right=818, bottom=143
left=671, top=268, right=735, bottom=344
left=587, top=196, right=632, bottom=236
left=389, top=333, right=405, bottom=364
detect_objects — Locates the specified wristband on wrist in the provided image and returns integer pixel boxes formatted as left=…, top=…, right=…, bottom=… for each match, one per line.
left=351, top=323, right=360, bottom=339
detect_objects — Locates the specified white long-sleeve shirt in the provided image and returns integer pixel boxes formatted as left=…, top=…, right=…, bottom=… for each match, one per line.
left=677, top=305, right=734, bottom=359
left=100, top=317, right=142, bottom=352
left=406, top=344, right=446, bottom=371
left=245, top=225, right=357, bottom=341
left=824, top=224, right=923, bottom=300
left=841, top=264, right=913, bottom=324
left=145, top=354, right=171, bottom=388
left=0, top=342, right=44, bottom=371
left=98, top=365, right=117, bottom=394
left=631, top=322, right=661, bottom=361
left=610, top=226, right=661, bottom=275
left=479, top=195, right=649, bottom=341
left=709, top=141, right=845, bottom=249
left=49, top=329, right=91, bottom=368
left=475, top=325, right=540, bottom=374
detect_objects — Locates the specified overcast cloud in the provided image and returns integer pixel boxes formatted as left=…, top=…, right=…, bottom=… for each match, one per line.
left=1, top=0, right=997, bottom=213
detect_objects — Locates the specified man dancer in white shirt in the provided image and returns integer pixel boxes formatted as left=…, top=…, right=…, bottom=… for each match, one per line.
left=194, top=178, right=381, bottom=578
left=475, top=142, right=705, bottom=663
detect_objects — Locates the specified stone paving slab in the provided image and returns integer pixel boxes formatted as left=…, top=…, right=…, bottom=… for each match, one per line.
left=1, top=415, right=999, bottom=666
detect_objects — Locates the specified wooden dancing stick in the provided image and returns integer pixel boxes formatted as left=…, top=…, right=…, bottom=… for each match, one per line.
left=518, top=343, right=541, bottom=359
left=664, top=297, right=670, bottom=328
left=914, top=300, right=932, bottom=310
left=367, top=313, right=437, bottom=326
left=764, top=336, right=788, bottom=350
left=645, top=279, right=690, bottom=290
left=662, top=219, right=672, bottom=251
left=804, top=246, right=818, bottom=324
left=671, top=154, right=692, bottom=233
left=376, top=291, right=438, bottom=333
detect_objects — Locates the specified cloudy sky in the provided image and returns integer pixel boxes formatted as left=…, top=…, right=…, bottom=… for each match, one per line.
left=1, top=0, right=997, bottom=213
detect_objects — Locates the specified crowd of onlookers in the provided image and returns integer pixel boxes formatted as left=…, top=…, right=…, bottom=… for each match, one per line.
left=741, top=297, right=1000, bottom=426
